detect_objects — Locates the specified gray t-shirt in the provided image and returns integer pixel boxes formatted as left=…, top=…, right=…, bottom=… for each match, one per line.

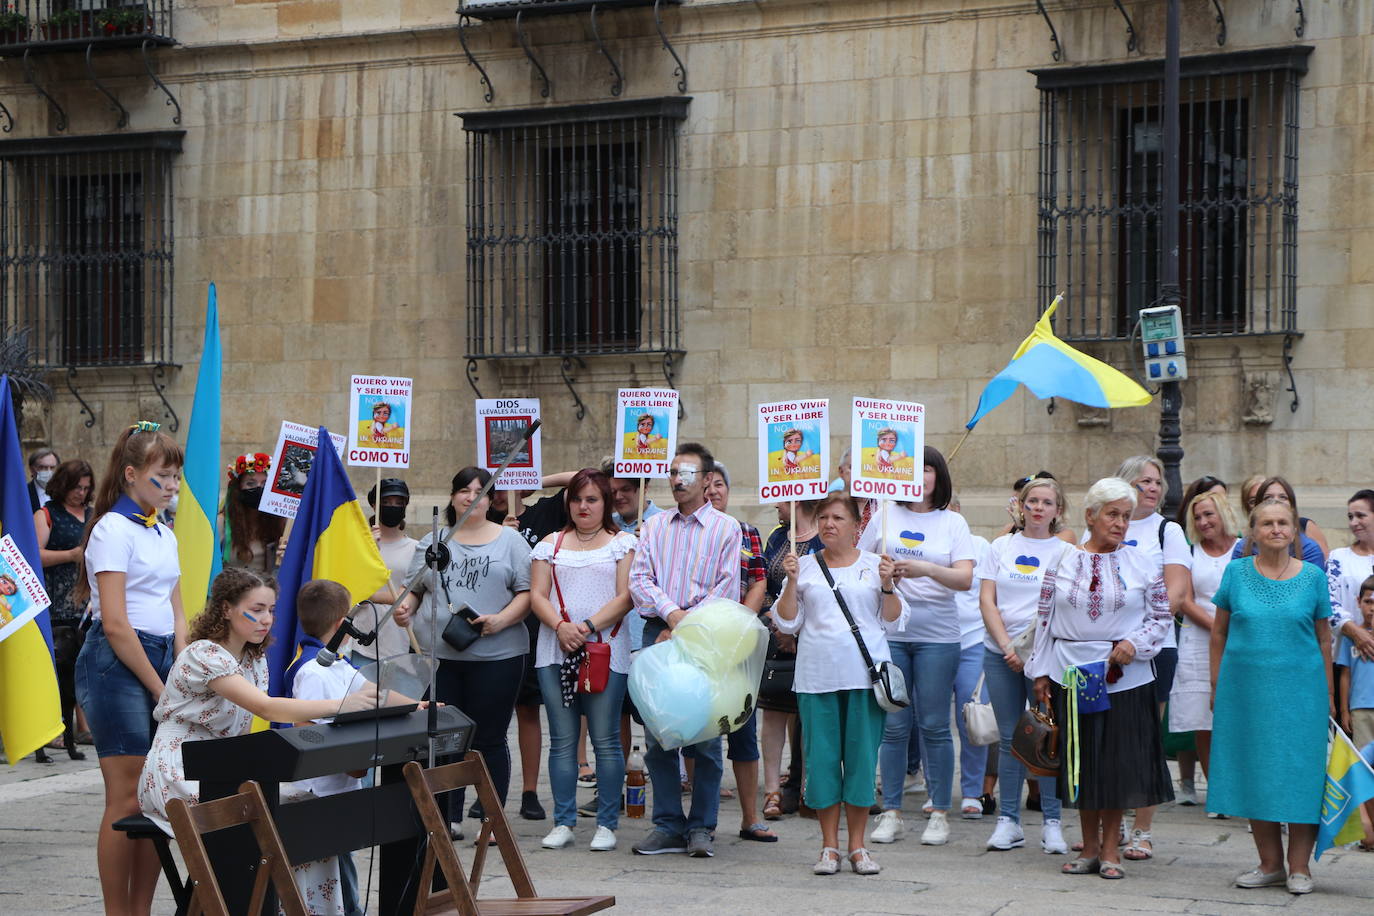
left=407, top=526, right=532, bottom=662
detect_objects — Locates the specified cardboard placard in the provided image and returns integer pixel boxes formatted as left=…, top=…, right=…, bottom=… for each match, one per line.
left=474, top=399, right=543, bottom=491
left=261, top=422, right=349, bottom=520
left=756, top=399, right=830, bottom=504
left=613, top=388, right=679, bottom=479
left=0, top=534, right=50, bottom=644
left=849, top=398, right=926, bottom=502
left=347, top=375, right=413, bottom=468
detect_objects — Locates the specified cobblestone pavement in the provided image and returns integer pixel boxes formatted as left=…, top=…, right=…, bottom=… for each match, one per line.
left=3, top=735, right=1373, bottom=915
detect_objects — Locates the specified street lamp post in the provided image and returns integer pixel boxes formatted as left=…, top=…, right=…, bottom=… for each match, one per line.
left=1157, top=0, right=1185, bottom=518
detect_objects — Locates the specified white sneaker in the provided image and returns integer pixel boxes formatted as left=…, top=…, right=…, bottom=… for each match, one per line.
left=904, top=772, right=927, bottom=795
left=1041, top=818, right=1068, bottom=854
left=986, top=816, right=1025, bottom=850
left=870, top=810, right=905, bottom=844
left=1177, top=779, right=1198, bottom=806
left=921, top=810, right=950, bottom=845
left=589, top=826, right=616, bottom=851
left=541, top=825, right=575, bottom=849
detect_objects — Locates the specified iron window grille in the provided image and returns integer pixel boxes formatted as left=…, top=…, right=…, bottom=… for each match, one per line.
left=460, top=97, right=688, bottom=359
left=1034, top=47, right=1311, bottom=341
left=0, top=131, right=181, bottom=368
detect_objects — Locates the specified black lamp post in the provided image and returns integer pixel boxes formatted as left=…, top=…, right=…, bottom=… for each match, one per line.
left=1157, top=0, right=1184, bottom=518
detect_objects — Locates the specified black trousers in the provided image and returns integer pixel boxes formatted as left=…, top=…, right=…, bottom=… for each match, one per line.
left=435, top=654, right=526, bottom=821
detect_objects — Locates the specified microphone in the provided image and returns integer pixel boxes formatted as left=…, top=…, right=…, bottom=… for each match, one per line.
left=315, top=617, right=375, bottom=668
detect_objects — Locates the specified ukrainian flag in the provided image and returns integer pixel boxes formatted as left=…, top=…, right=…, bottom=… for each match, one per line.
left=965, top=296, right=1153, bottom=430
left=267, top=426, right=389, bottom=697
left=177, top=284, right=222, bottom=619
left=0, top=375, right=62, bottom=762
left=1316, top=721, right=1374, bottom=859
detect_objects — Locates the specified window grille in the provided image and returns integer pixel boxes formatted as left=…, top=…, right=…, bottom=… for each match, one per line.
left=1034, top=47, right=1310, bottom=340
left=0, top=131, right=181, bottom=368
left=460, top=97, right=688, bottom=359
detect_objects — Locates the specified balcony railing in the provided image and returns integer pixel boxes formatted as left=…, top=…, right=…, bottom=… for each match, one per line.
left=0, top=1, right=174, bottom=55
left=460, top=0, right=678, bottom=21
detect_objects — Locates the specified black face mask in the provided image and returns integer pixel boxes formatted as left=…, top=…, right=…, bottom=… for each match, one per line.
left=238, top=486, right=264, bottom=509
left=379, top=505, right=406, bottom=528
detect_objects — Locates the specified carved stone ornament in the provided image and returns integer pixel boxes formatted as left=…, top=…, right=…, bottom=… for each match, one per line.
left=1075, top=403, right=1111, bottom=428
left=1243, top=371, right=1278, bottom=426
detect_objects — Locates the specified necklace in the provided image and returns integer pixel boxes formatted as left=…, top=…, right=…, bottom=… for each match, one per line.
left=1256, top=554, right=1292, bottom=579
left=573, top=528, right=600, bottom=543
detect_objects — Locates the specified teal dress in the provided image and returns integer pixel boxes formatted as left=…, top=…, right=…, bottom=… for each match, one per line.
left=1208, top=558, right=1331, bottom=823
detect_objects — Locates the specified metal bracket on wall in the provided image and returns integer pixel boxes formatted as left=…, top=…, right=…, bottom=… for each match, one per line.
left=149, top=365, right=180, bottom=432
left=0, top=99, right=12, bottom=133
left=589, top=5, right=625, bottom=97
left=652, top=0, right=687, bottom=93
left=86, top=44, right=129, bottom=129
left=1032, top=0, right=1063, bottom=63
left=23, top=49, right=67, bottom=132
left=662, top=352, right=685, bottom=418
left=1046, top=396, right=1056, bottom=416
left=66, top=368, right=95, bottom=429
left=1209, top=0, right=1227, bottom=46
left=1294, top=1, right=1306, bottom=38
left=457, top=15, right=495, bottom=104
left=1282, top=334, right=1299, bottom=413
left=560, top=356, right=588, bottom=420
left=466, top=358, right=484, bottom=398
left=141, top=40, right=181, bottom=125
left=1112, top=0, right=1138, bottom=53
left=515, top=10, right=551, bottom=99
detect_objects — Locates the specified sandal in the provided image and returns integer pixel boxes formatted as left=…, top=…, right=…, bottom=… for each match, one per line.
left=813, top=846, right=841, bottom=876
left=1122, top=829, right=1153, bottom=861
left=719, top=787, right=735, bottom=800
left=960, top=796, right=983, bottom=819
left=848, top=847, right=880, bottom=875
left=763, top=791, right=783, bottom=821
left=1099, top=860, right=1125, bottom=879
left=739, top=823, right=779, bottom=843
left=1062, top=856, right=1100, bottom=875
left=577, top=764, right=595, bottom=785
left=1358, top=840, right=1374, bottom=852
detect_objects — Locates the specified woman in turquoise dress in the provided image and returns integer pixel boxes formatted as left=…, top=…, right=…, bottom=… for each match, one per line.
left=1209, top=498, right=1334, bottom=896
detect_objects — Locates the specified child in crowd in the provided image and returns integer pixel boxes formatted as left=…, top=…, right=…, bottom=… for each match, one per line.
left=1336, top=574, right=1374, bottom=851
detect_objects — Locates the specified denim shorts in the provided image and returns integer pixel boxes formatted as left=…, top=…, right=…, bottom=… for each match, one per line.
left=74, top=622, right=175, bottom=758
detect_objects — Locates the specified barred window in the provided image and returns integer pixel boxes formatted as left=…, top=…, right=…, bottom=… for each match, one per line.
left=459, top=98, right=688, bottom=358
left=1034, top=47, right=1310, bottom=340
left=0, top=131, right=180, bottom=367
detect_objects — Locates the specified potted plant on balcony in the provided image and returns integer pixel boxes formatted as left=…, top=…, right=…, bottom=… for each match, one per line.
left=43, top=7, right=88, bottom=41
left=0, top=6, right=29, bottom=45
left=94, top=5, right=151, bottom=36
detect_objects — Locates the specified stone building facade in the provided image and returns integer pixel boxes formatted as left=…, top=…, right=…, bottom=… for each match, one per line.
left=0, top=0, right=1369, bottom=529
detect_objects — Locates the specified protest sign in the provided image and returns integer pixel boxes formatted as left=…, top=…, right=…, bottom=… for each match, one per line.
left=0, top=534, right=49, bottom=644
left=614, top=389, right=679, bottom=479
left=849, top=398, right=926, bottom=502
left=261, top=422, right=348, bottom=519
left=756, top=399, right=830, bottom=505
left=475, top=399, right=543, bottom=491
left=347, top=375, right=413, bottom=468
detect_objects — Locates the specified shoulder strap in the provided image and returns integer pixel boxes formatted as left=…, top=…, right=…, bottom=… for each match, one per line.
left=550, top=531, right=571, bottom=623
left=1158, top=518, right=1169, bottom=549
left=814, top=552, right=881, bottom=683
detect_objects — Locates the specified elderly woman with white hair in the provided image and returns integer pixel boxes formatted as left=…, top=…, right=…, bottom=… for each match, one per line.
left=1029, top=477, right=1174, bottom=880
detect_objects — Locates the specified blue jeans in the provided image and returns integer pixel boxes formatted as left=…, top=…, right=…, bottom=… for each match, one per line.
left=536, top=666, right=628, bottom=829
left=338, top=850, right=362, bottom=916
left=645, top=731, right=722, bottom=836
left=954, top=642, right=990, bottom=799
left=983, top=648, right=1062, bottom=823
left=880, top=640, right=960, bottom=811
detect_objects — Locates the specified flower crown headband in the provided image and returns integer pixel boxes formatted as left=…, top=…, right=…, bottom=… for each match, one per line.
left=129, top=420, right=161, bottom=434
left=227, top=452, right=272, bottom=482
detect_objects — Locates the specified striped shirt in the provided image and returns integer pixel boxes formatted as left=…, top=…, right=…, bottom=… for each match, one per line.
left=630, top=501, right=742, bottom=621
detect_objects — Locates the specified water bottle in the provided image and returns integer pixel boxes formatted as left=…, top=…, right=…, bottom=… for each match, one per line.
left=625, top=745, right=646, bottom=818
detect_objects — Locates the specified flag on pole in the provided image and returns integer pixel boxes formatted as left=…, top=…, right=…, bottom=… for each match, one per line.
left=1316, top=722, right=1374, bottom=859
left=177, top=284, right=223, bottom=619
left=965, top=295, right=1153, bottom=430
left=266, top=427, right=388, bottom=697
left=0, top=375, right=62, bottom=762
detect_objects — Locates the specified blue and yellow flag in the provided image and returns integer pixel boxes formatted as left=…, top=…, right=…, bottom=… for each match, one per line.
left=965, top=295, right=1153, bottom=430
left=177, top=284, right=222, bottom=619
left=1316, top=722, right=1374, bottom=859
left=0, top=375, right=62, bottom=762
left=266, top=427, right=388, bottom=697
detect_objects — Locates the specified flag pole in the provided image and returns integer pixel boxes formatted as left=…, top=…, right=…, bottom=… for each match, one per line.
left=945, top=428, right=974, bottom=463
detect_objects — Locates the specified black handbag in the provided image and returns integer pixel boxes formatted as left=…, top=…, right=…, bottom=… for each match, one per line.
left=441, top=605, right=482, bottom=653
left=757, top=654, right=797, bottom=712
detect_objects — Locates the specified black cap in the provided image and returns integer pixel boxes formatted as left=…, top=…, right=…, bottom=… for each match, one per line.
left=368, top=478, right=409, bottom=506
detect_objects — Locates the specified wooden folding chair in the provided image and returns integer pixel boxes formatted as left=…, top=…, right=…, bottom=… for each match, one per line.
left=402, top=755, right=614, bottom=915
left=166, top=780, right=309, bottom=916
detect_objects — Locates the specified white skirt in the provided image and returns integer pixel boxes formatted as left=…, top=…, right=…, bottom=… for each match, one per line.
left=1168, top=624, right=1212, bottom=731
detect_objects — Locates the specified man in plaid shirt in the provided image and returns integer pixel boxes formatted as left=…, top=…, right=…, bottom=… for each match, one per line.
left=702, top=462, right=777, bottom=844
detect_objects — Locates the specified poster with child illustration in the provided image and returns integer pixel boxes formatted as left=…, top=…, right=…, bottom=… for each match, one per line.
left=0, top=534, right=50, bottom=644
left=850, top=397, right=925, bottom=501
left=614, top=389, right=679, bottom=478
left=756, top=400, right=830, bottom=504
left=347, top=375, right=413, bottom=469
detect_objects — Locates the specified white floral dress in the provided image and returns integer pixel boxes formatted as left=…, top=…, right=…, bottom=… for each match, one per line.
left=138, top=640, right=343, bottom=915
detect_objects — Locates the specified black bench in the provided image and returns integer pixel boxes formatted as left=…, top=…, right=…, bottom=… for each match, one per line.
left=112, top=814, right=192, bottom=916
